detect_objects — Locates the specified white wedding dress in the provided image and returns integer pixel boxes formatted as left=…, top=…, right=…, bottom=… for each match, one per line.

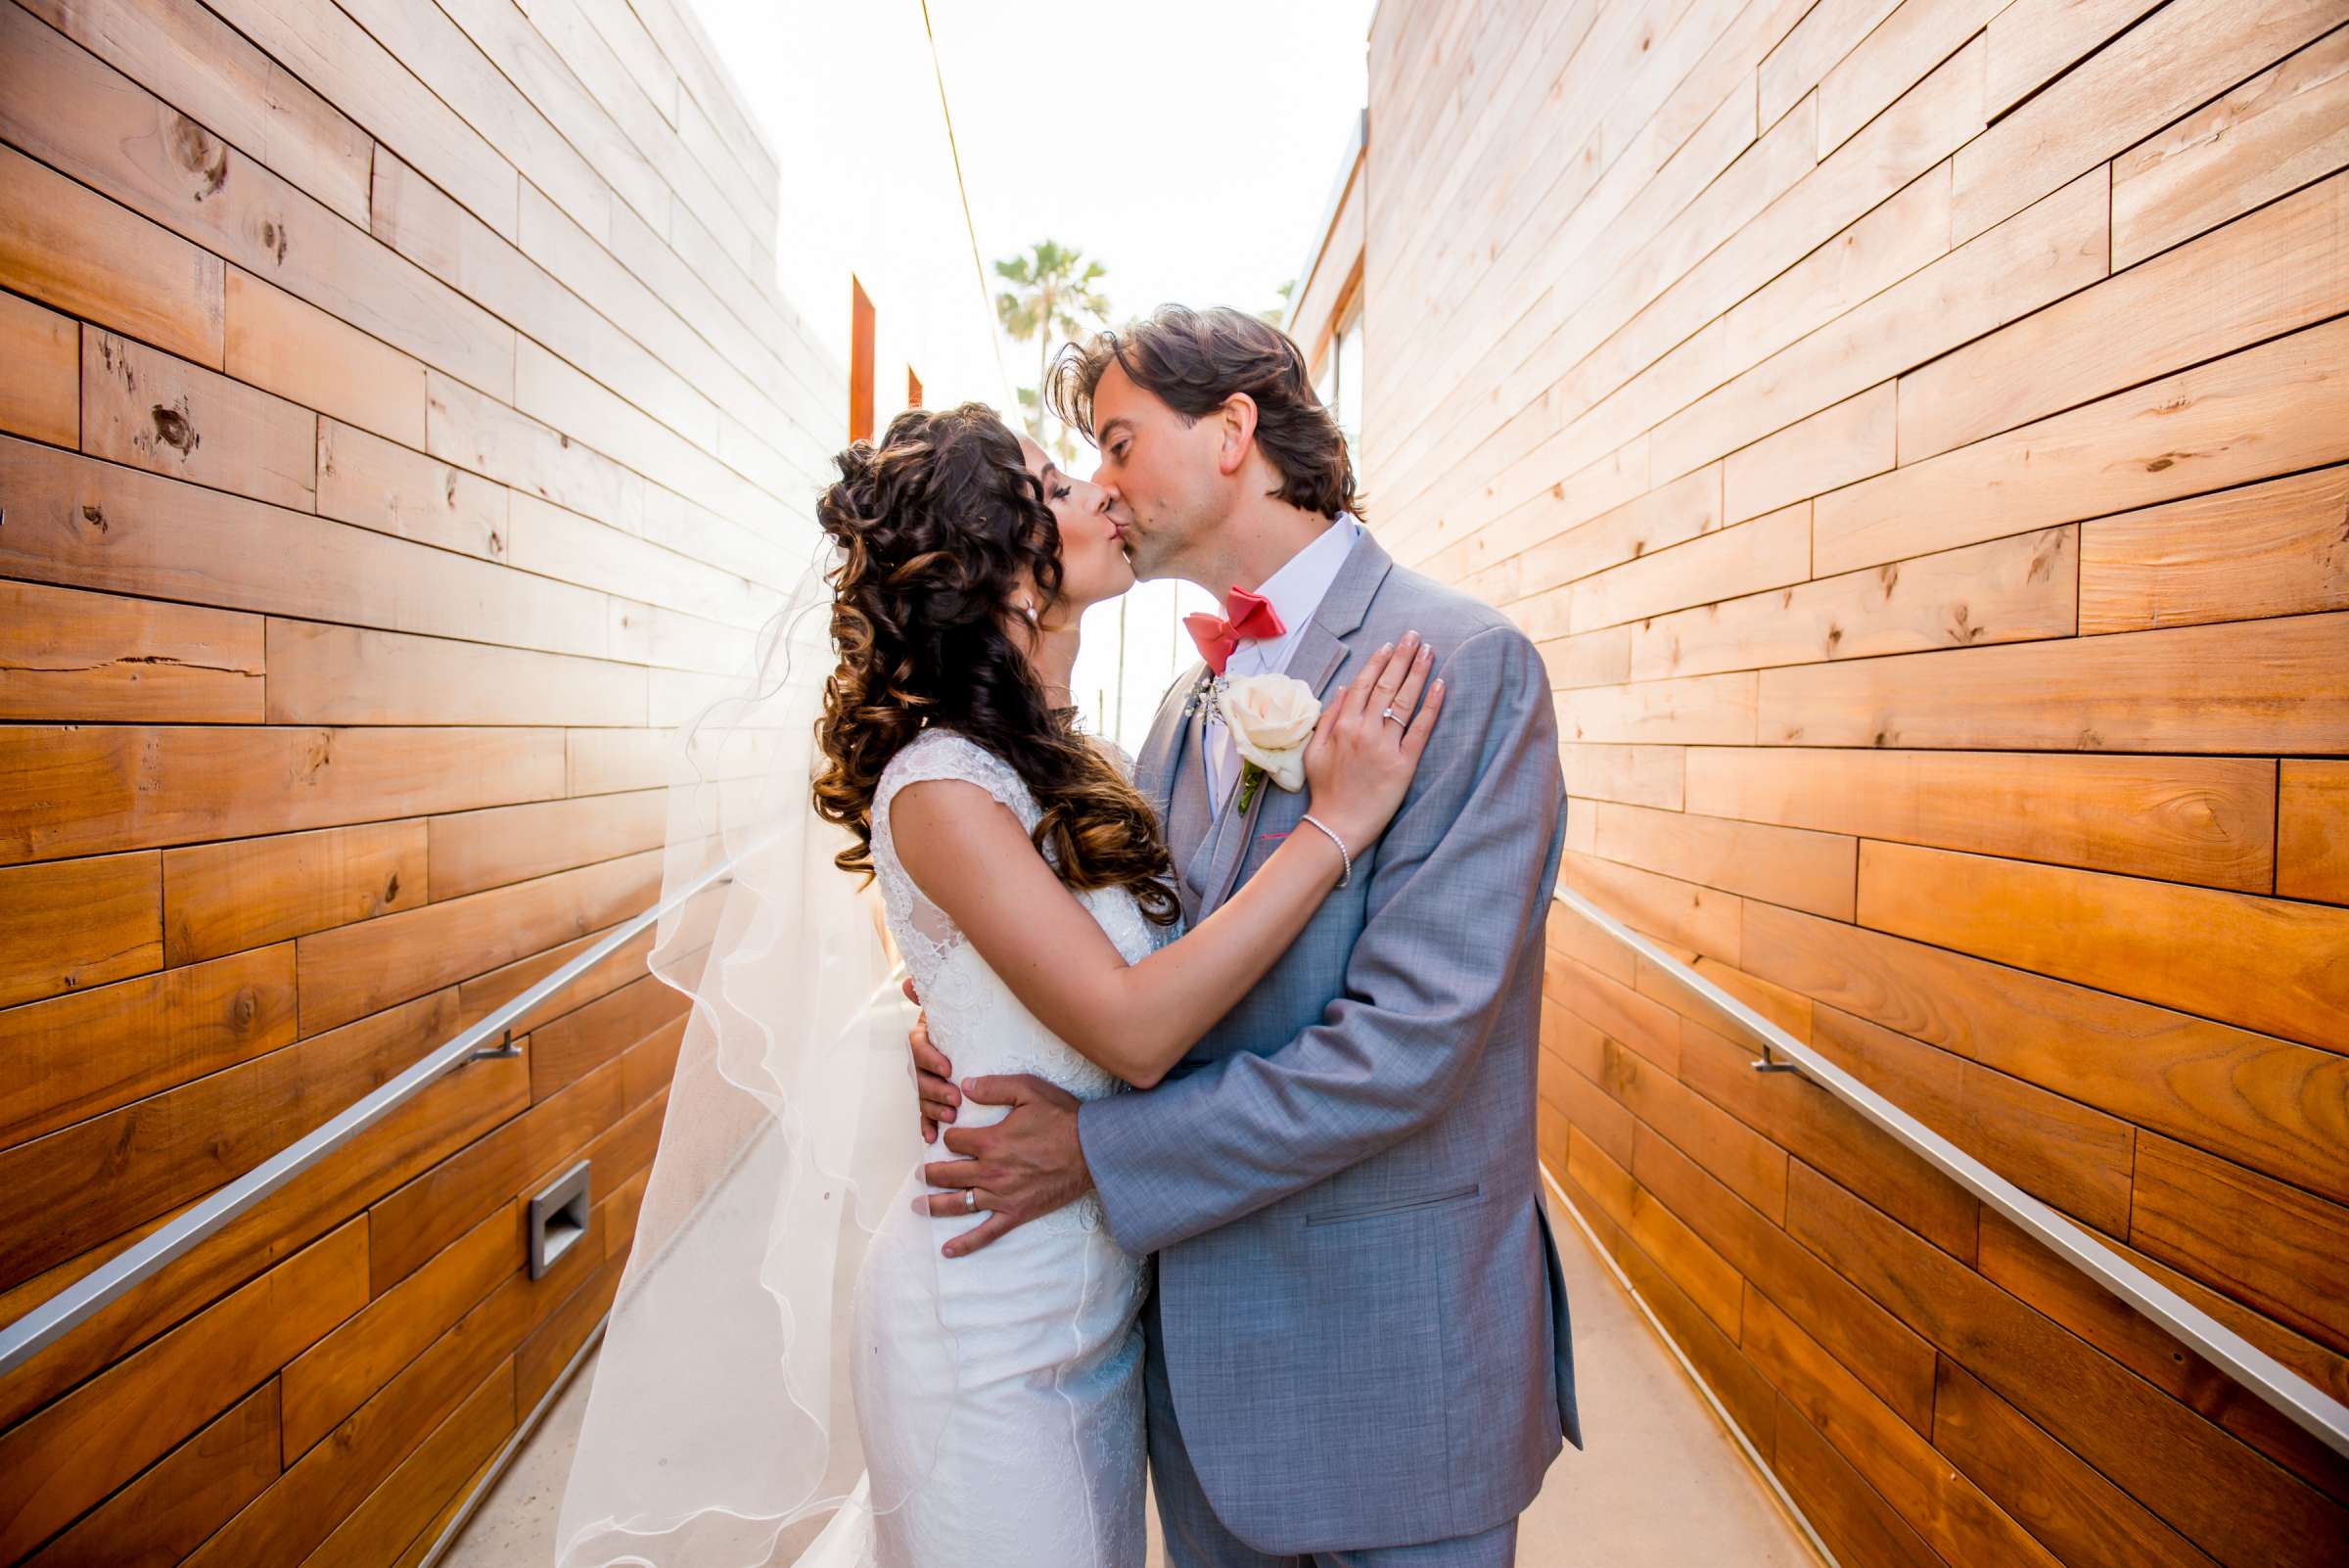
left=800, top=726, right=1161, bottom=1568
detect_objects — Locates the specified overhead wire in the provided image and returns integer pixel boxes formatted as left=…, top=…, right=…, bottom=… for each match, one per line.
left=917, top=0, right=1017, bottom=408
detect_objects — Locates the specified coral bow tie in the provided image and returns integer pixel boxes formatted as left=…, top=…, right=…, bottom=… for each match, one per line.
left=1185, top=587, right=1286, bottom=675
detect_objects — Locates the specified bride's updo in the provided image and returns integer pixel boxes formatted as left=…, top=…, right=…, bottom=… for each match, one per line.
left=811, top=402, right=1178, bottom=926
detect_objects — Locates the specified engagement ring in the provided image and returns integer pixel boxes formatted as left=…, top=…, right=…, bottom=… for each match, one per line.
left=1382, top=706, right=1406, bottom=726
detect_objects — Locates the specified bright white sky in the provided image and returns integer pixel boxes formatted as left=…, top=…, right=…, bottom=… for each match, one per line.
left=928, top=0, right=1377, bottom=387
left=927, top=2, right=1380, bottom=749
left=692, top=0, right=1377, bottom=750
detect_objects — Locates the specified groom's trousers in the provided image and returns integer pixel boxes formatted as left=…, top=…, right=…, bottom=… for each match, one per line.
left=1142, top=1289, right=1522, bottom=1568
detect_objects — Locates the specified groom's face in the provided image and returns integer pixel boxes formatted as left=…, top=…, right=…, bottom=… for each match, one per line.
left=1086, top=361, right=1224, bottom=584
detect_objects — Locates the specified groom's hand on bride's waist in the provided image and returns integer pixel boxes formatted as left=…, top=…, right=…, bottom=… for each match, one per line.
left=917, top=1075, right=1092, bottom=1257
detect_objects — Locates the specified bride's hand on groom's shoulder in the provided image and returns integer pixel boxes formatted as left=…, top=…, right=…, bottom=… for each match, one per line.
left=1302, top=630, right=1444, bottom=851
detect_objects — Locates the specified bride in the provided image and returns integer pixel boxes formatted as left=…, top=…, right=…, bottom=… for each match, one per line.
left=554, top=401, right=1439, bottom=1568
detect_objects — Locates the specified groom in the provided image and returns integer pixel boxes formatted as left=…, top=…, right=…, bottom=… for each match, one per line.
left=913, top=304, right=1579, bottom=1564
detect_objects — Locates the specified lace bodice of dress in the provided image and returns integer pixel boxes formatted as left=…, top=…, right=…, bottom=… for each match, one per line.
left=871, top=729, right=1166, bottom=1232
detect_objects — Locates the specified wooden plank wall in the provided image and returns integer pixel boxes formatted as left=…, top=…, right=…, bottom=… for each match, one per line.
left=0, top=0, right=840, bottom=1561
left=1357, top=0, right=2349, bottom=1563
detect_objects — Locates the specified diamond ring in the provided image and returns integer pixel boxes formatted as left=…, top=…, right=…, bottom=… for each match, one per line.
left=1382, top=706, right=1406, bottom=726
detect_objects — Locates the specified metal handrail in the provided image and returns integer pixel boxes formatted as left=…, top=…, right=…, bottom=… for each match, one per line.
left=410, top=966, right=913, bottom=1568
left=12, top=846, right=2334, bottom=1464
left=1552, top=885, right=2349, bottom=1463
left=0, top=849, right=749, bottom=1381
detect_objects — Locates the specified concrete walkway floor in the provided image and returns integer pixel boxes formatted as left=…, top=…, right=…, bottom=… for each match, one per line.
left=438, top=1184, right=1825, bottom=1566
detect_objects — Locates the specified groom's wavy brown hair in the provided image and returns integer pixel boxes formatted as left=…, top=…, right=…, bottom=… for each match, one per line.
left=810, top=403, right=1179, bottom=926
left=1047, top=304, right=1364, bottom=521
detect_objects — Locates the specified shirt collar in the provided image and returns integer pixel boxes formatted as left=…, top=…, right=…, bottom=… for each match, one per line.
left=1245, top=512, right=1361, bottom=637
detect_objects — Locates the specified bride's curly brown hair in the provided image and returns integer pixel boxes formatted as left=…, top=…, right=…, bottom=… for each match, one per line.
left=810, top=403, right=1179, bottom=927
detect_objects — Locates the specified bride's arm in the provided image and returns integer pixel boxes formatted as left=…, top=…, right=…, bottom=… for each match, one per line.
left=891, top=637, right=1441, bottom=1089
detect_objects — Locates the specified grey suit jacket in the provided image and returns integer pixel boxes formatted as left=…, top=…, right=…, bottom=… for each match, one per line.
left=1078, top=526, right=1581, bottom=1555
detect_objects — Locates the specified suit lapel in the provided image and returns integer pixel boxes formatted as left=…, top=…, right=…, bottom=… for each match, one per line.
left=1135, top=660, right=1205, bottom=824
left=1180, top=670, right=1208, bottom=819
left=1150, top=662, right=1219, bottom=927
left=1198, top=530, right=1396, bottom=917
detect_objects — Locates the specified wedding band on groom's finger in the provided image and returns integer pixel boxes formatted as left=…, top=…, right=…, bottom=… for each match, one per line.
left=911, top=1188, right=989, bottom=1219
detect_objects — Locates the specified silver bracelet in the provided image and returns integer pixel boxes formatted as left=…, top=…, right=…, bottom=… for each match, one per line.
left=1299, top=812, right=1352, bottom=888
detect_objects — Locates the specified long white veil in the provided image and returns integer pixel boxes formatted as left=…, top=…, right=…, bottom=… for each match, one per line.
left=554, top=537, right=958, bottom=1566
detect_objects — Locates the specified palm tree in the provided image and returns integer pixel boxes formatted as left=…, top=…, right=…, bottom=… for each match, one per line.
left=1259, top=278, right=1297, bottom=326
left=994, top=240, right=1110, bottom=456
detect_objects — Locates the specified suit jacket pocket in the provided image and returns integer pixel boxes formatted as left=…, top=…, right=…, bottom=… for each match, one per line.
left=1304, top=1181, right=1482, bottom=1227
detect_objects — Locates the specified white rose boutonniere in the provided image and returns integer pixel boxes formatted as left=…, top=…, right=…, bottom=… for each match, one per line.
left=1216, top=671, right=1320, bottom=812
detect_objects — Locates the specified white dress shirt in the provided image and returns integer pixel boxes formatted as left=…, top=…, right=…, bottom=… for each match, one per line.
left=1205, top=513, right=1365, bottom=814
